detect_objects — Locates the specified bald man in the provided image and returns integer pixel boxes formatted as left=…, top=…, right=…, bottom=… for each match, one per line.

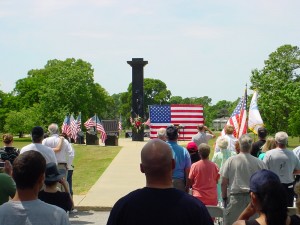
left=106, top=139, right=213, bottom=225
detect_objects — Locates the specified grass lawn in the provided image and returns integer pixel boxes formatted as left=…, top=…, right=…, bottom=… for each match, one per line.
left=12, top=138, right=121, bottom=195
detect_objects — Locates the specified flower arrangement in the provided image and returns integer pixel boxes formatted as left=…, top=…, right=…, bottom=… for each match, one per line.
left=131, top=116, right=143, bottom=132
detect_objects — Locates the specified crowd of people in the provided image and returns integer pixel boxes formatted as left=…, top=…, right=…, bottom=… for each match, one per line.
left=0, top=123, right=75, bottom=224
left=1, top=123, right=300, bottom=225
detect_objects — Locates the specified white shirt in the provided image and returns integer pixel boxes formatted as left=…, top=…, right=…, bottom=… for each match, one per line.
left=215, top=134, right=237, bottom=153
left=42, top=134, right=72, bottom=164
left=20, top=143, right=57, bottom=164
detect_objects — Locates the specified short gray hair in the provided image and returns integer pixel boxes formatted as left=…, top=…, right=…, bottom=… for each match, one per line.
left=239, top=135, right=253, bottom=152
left=275, top=131, right=288, bottom=146
left=157, top=128, right=166, bottom=138
left=216, top=136, right=229, bottom=150
left=48, top=123, right=59, bottom=135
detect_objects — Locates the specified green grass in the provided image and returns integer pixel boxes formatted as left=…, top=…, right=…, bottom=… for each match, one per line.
left=72, top=144, right=121, bottom=194
left=10, top=138, right=121, bottom=195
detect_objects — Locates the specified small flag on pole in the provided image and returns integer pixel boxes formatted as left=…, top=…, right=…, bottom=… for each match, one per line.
left=61, top=115, right=70, bottom=135
left=84, top=114, right=107, bottom=143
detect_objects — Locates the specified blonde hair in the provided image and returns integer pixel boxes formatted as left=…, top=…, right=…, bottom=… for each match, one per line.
left=261, top=137, right=276, bottom=153
left=216, top=136, right=229, bottom=150
left=225, top=125, right=234, bottom=135
left=295, top=182, right=300, bottom=214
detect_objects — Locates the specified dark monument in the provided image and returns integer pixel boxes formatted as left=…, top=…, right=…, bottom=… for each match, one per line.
left=102, top=120, right=119, bottom=146
left=127, top=58, right=148, bottom=141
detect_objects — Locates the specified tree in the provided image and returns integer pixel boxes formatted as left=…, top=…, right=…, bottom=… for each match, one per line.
left=250, top=44, right=300, bottom=135
left=12, top=58, right=113, bottom=128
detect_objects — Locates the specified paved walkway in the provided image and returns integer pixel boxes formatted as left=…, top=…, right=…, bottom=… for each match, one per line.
left=73, top=138, right=148, bottom=210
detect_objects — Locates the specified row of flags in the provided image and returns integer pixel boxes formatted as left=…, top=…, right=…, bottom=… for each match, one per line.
left=61, top=113, right=111, bottom=144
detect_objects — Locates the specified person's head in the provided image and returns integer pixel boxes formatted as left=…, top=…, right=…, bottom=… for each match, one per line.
left=294, top=182, right=300, bottom=214
left=31, top=126, right=44, bottom=143
left=275, top=131, right=288, bottom=148
left=235, top=141, right=240, bottom=154
left=140, top=139, right=174, bottom=185
left=13, top=150, right=46, bottom=190
left=261, top=137, right=276, bottom=152
left=257, top=127, right=267, bottom=139
left=238, top=135, right=253, bottom=153
left=166, top=125, right=178, bottom=141
left=157, top=128, right=167, bottom=141
left=197, top=124, right=205, bottom=132
left=2, top=133, right=13, bottom=146
left=249, top=169, right=287, bottom=225
left=44, top=162, right=65, bottom=186
left=186, top=142, right=198, bottom=153
left=216, top=136, right=229, bottom=150
left=198, top=143, right=210, bottom=160
left=48, top=123, right=59, bottom=135
left=225, top=125, right=234, bottom=135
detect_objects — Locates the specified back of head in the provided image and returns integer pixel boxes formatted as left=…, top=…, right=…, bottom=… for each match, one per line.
left=250, top=169, right=287, bottom=225
left=31, top=126, right=44, bottom=143
left=3, top=133, right=13, bottom=145
left=48, top=123, right=59, bottom=135
left=198, top=143, right=210, bottom=159
left=216, top=136, right=229, bottom=150
left=13, top=150, right=46, bottom=190
left=239, top=135, right=253, bottom=153
left=197, top=124, right=205, bottom=132
left=225, top=125, right=234, bottom=135
left=157, top=128, right=167, bottom=140
left=258, top=127, right=267, bottom=139
left=166, top=125, right=178, bottom=141
left=275, top=131, right=288, bottom=147
left=141, top=139, right=173, bottom=178
left=262, top=137, right=276, bottom=152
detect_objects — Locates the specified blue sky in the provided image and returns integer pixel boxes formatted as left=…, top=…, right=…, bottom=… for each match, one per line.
left=1, top=0, right=299, bottom=103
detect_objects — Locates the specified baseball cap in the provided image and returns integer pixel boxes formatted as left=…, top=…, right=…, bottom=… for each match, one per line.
left=186, top=142, right=198, bottom=152
left=249, top=169, right=280, bottom=193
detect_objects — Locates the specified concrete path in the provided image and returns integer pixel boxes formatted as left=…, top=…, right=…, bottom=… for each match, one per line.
left=73, top=138, right=148, bottom=210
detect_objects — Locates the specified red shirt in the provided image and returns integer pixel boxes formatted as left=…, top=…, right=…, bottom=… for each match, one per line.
left=189, top=159, right=220, bottom=205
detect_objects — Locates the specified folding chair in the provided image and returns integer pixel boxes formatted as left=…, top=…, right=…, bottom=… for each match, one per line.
left=206, top=205, right=224, bottom=225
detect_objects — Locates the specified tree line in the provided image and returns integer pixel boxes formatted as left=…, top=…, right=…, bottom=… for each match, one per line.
left=0, top=45, right=299, bottom=137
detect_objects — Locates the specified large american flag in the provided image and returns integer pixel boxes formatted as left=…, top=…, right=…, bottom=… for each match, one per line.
left=149, top=104, right=204, bottom=140
left=84, top=115, right=107, bottom=143
left=221, top=89, right=247, bottom=138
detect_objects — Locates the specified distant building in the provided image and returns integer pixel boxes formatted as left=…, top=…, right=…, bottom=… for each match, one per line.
left=212, top=117, right=229, bottom=131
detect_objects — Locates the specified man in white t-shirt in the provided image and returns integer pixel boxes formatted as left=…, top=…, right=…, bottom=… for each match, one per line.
left=43, top=123, right=72, bottom=177
left=0, top=150, right=70, bottom=225
left=20, top=126, right=57, bottom=164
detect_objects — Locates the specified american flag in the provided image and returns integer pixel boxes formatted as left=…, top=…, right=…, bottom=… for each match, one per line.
left=84, top=115, right=107, bottom=143
left=61, top=115, right=70, bottom=135
left=221, top=89, right=247, bottom=138
left=149, top=104, right=204, bottom=140
left=144, top=118, right=151, bottom=126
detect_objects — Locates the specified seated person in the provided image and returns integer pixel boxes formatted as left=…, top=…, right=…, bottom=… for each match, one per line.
left=38, top=163, right=73, bottom=212
left=233, top=169, right=300, bottom=225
